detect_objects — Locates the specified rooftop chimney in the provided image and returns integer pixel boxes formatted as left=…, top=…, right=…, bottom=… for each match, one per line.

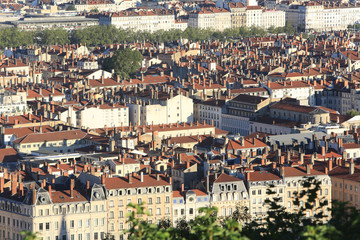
left=350, top=159, right=355, bottom=175
left=306, top=164, right=311, bottom=175
left=70, top=179, right=74, bottom=198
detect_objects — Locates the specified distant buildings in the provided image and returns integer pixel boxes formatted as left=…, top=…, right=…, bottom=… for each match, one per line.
left=99, top=10, right=176, bottom=32
left=11, top=16, right=98, bottom=31
left=279, top=2, right=360, bottom=32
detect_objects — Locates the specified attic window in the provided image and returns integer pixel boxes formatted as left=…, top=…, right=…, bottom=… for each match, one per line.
left=59, top=196, right=64, bottom=199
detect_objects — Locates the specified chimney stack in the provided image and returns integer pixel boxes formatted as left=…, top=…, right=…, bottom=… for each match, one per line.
left=48, top=184, right=52, bottom=200
left=306, top=164, right=311, bottom=175
left=32, top=188, right=37, bottom=205
left=350, top=159, right=355, bottom=175
left=70, top=179, right=74, bottom=198
left=0, top=177, right=4, bottom=193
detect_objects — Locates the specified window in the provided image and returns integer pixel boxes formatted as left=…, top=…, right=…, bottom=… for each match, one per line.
left=156, top=208, right=161, bottom=215
left=109, top=200, right=114, bottom=208
left=110, top=211, right=114, bottom=219
left=119, top=200, right=123, bottom=207
left=325, top=189, right=328, bottom=195
left=70, top=220, right=74, bottom=228
left=46, top=223, right=49, bottom=230
left=55, top=222, right=59, bottom=230
left=85, top=219, right=90, bottom=227
left=165, top=196, right=170, bottom=203
left=78, top=220, right=82, bottom=228
left=39, top=223, right=43, bottom=231
left=119, top=211, right=123, bottom=218
left=156, top=197, right=161, bottom=204
left=148, top=198, right=152, bottom=204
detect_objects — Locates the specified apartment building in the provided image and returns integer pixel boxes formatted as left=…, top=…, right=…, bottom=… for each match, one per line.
left=210, top=173, right=249, bottom=218
left=100, top=173, right=173, bottom=239
left=282, top=165, right=331, bottom=217
left=0, top=88, right=27, bottom=115
left=12, top=129, right=90, bottom=154
left=264, top=81, right=315, bottom=106
left=316, top=88, right=360, bottom=115
left=127, top=92, right=193, bottom=126
left=99, top=10, right=175, bottom=33
left=76, top=103, right=129, bottom=129
left=262, top=9, right=286, bottom=29
left=284, top=2, right=360, bottom=32
left=245, top=170, right=285, bottom=218
left=221, top=94, right=270, bottom=135
left=69, top=0, right=137, bottom=12
left=227, top=3, right=246, bottom=28
left=172, top=189, right=209, bottom=224
left=269, top=102, right=331, bottom=125
left=330, top=160, right=360, bottom=209
left=108, top=155, right=141, bottom=177
left=0, top=178, right=108, bottom=240
left=194, top=98, right=225, bottom=129
left=188, top=8, right=231, bottom=31
left=226, top=136, right=270, bottom=158
left=246, top=6, right=262, bottom=27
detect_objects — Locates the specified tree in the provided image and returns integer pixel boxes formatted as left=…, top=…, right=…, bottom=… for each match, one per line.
left=90, top=8, right=99, bottom=13
left=21, top=231, right=39, bottom=240
left=37, top=29, right=70, bottom=45
left=66, top=5, right=76, bottom=11
left=284, top=21, right=296, bottom=35
left=346, top=109, right=360, bottom=117
left=102, top=48, right=143, bottom=79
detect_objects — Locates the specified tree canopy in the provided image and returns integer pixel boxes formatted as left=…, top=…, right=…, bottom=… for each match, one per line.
left=0, top=22, right=301, bottom=49
left=346, top=109, right=360, bottom=117
left=102, top=48, right=143, bottom=79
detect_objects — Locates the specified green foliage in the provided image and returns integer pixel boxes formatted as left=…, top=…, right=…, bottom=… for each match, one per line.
left=36, top=29, right=70, bottom=45
left=0, top=23, right=301, bottom=49
left=346, top=109, right=360, bottom=117
left=0, top=28, right=34, bottom=48
left=21, top=231, right=39, bottom=240
left=284, top=21, right=296, bottom=35
left=90, top=8, right=99, bottom=13
left=66, top=5, right=76, bottom=11
left=102, top=48, right=143, bottom=79
left=348, top=24, right=360, bottom=30
left=328, top=201, right=360, bottom=239
left=125, top=203, right=171, bottom=240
